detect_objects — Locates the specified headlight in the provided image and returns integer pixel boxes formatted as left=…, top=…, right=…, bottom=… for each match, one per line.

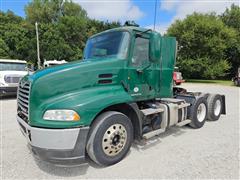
left=43, top=110, right=80, bottom=121
left=0, top=82, right=5, bottom=87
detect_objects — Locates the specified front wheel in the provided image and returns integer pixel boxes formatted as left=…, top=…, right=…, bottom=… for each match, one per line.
left=86, top=111, right=133, bottom=166
left=189, top=97, right=208, bottom=129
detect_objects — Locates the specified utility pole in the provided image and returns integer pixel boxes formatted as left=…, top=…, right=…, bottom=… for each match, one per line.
left=153, top=0, right=158, bottom=30
left=35, top=22, right=41, bottom=69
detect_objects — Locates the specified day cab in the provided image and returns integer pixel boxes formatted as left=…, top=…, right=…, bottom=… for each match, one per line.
left=0, top=59, right=28, bottom=97
left=17, top=25, right=226, bottom=166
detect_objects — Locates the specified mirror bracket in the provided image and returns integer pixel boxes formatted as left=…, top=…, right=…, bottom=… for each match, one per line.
left=149, top=32, right=161, bottom=62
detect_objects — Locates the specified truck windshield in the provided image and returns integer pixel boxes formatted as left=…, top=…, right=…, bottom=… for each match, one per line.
left=0, top=62, right=26, bottom=71
left=84, top=31, right=130, bottom=60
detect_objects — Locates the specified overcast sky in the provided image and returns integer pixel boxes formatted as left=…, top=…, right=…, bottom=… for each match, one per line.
left=1, top=0, right=239, bottom=34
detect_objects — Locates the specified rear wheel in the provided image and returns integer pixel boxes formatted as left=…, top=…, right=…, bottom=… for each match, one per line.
left=234, top=79, right=239, bottom=86
left=189, top=97, right=208, bottom=128
left=86, top=111, right=133, bottom=166
left=207, top=94, right=223, bottom=121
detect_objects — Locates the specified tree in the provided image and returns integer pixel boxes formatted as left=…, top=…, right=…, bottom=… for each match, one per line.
left=0, top=38, right=10, bottom=58
left=24, top=0, right=120, bottom=62
left=57, top=16, right=87, bottom=59
left=24, top=0, right=88, bottom=61
left=25, top=0, right=88, bottom=24
left=221, top=4, right=240, bottom=31
left=86, top=19, right=121, bottom=40
left=167, top=13, right=236, bottom=79
left=1, top=0, right=120, bottom=65
left=221, top=4, right=240, bottom=76
left=38, top=23, right=73, bottom=61
left=0, top=11, right=32, bottom=60
left=25, top=0, right=63, bottom=24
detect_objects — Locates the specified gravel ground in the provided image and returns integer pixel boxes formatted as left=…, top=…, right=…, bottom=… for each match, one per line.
left=1, top=83, right=239, bottom=179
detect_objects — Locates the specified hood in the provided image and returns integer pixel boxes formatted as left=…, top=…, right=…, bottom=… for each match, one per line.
left=30, top=60, right=85, bottom=81
left=28, top=58, right=125, bottom=103
left=0, top=70, right=28, bottom=77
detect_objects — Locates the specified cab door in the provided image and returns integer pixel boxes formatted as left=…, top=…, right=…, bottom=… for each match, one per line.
left=127, top=34, right=159, bottom=101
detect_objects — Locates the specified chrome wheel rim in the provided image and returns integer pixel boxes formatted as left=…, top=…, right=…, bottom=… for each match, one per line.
left=102, top=124, right=127, bottom=156
left=214, top=100, right=221, bottom=116
left=197, top=103, right=207, bottom=122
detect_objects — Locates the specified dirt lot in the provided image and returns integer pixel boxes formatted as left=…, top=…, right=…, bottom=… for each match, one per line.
left=1, top=83, right=239, bottom=179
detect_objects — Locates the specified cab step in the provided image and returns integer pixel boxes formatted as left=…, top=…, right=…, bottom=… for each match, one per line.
left=176, top=119, right=191, bottom=127
left=141, top=108, right=164, bottom=116
left=143, top=128, right=166, bottom=139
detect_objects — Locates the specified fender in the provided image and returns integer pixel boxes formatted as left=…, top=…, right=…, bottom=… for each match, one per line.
left=29, top=85, right=134, bottom=128
left=128, top=103, right=143, bottom=139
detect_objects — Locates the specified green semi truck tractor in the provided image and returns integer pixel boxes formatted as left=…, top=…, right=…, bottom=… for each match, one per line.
left=17, top=24, right=226, bottom=166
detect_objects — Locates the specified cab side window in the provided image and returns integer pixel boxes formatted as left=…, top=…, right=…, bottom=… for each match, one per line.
left=132, top=37, right=149, bottom=66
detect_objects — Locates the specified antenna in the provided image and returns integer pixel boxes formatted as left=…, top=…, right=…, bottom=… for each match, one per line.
left=153, top=0, right=158, bottom=30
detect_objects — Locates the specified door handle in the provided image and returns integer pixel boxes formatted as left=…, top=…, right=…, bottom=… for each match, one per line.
left=136, top=69, right=143, bottom=73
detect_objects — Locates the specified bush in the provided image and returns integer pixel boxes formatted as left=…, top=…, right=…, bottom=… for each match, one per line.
left=168, top=12, right=236, bottom=79
left=178, top=57, right=230, bottom=79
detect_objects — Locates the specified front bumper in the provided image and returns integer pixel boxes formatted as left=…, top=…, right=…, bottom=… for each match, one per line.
left=175, top=79, right=185, bottom=83
left=17, top=116, right=89, bottom=166
left=0, top=86, right=18, bottom=96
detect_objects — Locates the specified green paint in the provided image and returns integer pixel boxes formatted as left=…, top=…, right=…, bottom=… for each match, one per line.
left=23, top=26, right=177, bottom=128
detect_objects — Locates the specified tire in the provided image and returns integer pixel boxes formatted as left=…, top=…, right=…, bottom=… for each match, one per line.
left=189, top=96, right=208, bottom=129
left=207, top=94, right=223, bottom=121
left=234, top=80, right=238, bottom=86
left=86, top=111, right=133, bottom=166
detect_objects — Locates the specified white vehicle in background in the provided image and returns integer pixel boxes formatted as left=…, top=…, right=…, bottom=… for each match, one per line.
left=0, top=59, right=28, bottom=97
left=43, top=60, right=67, bottom=68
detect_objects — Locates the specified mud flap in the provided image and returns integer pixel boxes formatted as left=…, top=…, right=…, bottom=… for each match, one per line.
left=221, top=95, right=226, bottom=115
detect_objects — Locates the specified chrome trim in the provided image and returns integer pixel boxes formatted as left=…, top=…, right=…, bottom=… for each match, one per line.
left=18, top=97, right=28, bottom=106
left=17, top=81, right=30, bottom=121
left=18, top=101, right=28, bottom=111
left=18, top=88, right=29, bottom=94
left=18, top=96, right=29, bottom=104
left=21, top=110, right=28, bottom=118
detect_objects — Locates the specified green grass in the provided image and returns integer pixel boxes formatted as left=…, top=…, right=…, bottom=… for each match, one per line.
left=186, top=79, right=233, bottom=86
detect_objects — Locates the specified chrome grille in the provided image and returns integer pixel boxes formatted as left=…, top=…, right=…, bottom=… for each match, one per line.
left=17, top=81, right=30, bottom=122
left=4, top=75, right=22, bottom=84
